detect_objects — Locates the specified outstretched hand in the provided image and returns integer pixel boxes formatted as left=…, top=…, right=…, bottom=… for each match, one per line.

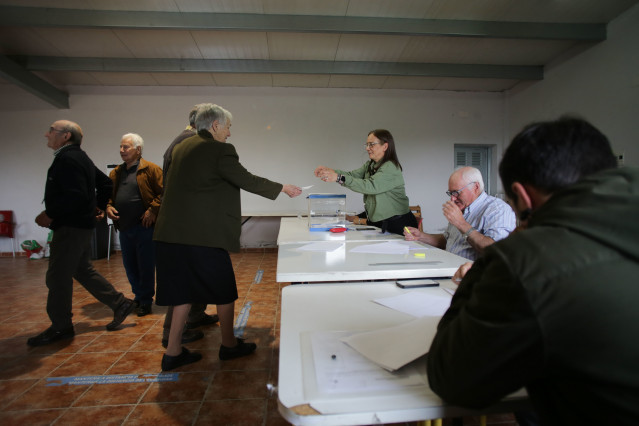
left=314, top=165, right=337, bottom=182
left=282, top=184, right=302, bottom=198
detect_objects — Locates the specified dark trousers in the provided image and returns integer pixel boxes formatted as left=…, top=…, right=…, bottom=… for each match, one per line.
left=368, top=211, right=418, bottom=236
left=119, top=224, right=156, bottom=305
left=46, top=226, right=125, bottom=330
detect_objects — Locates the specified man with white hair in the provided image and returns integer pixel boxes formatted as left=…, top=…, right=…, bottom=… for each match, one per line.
left=404, top=166, right=515, bottom=260
left=106, top=133, right=163, bottom=316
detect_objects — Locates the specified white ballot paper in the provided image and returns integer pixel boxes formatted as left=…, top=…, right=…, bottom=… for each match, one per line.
left=295, top=241, right=344, bottom=252
left=311, top=331, right=426, bottom=394
left=373, top=291, right=452, bottom=318
left=341, top=316, right=440, bottom=371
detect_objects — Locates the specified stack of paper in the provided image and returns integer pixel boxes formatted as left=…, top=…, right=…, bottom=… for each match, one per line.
left=341, top=316, right=440, bottom=371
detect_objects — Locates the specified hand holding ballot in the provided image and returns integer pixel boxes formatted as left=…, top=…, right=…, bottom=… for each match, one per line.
left=281, top=184, right=303, bottom=198
left=313, top=129, right=418, bottom=235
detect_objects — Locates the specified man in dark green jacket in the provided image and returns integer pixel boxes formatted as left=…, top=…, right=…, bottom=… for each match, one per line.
left=427, top=117, right=639, bottom=425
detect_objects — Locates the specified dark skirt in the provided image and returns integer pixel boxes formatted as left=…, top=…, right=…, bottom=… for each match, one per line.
left=155, top=241, right=238, bottom=306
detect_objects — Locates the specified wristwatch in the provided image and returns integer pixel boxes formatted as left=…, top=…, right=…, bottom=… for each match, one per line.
left=463, top=227, right=476, bottom=242
left=337, top=174, right=346, bottom=184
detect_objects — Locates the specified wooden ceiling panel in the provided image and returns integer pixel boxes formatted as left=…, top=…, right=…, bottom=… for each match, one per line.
left=335, top=34, right=412, bottom=62
left=30, top=28, right=133, bottom=58
left=0, top=0, right=636, bottom=107
left=151, top=72, right=216, bottom=86
left=345, top=0, right=431, bottom=18
left=192, top=31, right=269, bottom=60
left=0, top=28, right=62, bottom=56
left=88, top=71, right=159, bottom=86
left=383, top=75, right=442, bottom=90
left=113, top=29, right=202, bottom=59
left=267, top=33, right=340, bottom=60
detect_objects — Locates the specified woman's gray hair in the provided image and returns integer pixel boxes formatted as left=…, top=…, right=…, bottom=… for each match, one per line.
left=122, top=133, right=144, bottom=153
left=459, top=166, right=485, bottom=192
left=195, top=104, right=233, bottom=132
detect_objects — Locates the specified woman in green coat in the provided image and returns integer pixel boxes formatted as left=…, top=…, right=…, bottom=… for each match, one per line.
left=314, top=129, right=417, bottom=235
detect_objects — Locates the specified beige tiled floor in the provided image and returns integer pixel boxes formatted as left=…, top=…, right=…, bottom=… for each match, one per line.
left=0, top=252, right=517, bottom=426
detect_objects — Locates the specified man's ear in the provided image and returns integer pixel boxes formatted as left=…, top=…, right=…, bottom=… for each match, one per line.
left=511, top=182, right=533, bottom=212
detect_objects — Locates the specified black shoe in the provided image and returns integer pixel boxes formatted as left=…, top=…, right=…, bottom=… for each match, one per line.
left=219, top=337, right=257, bottom=360
left=136, top=303, right=152, bottom=317
left=186, top=313, right=219, bottom=329
left=161, top=329, right=204, bottom=348
left=106, top=298, right=136, bottom=331
left=27, top=326, right=75, bottom=347
left=161, top=347, right=202, bottom=371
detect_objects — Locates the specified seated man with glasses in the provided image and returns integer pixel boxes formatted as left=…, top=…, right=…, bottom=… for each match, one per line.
left=404, top=166, right=515, bottom=260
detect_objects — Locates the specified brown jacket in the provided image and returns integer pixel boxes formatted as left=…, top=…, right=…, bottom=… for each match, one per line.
left=107, top=157, right=163, bottom=216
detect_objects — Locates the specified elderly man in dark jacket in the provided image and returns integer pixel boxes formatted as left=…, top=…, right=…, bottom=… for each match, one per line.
left=427, top=117, right=639, bottom=425
left=28, top=120, right=135, bottom=347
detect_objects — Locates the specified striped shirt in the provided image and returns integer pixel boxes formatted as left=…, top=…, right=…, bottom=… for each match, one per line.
left=443, top=192, right=516, bottom=260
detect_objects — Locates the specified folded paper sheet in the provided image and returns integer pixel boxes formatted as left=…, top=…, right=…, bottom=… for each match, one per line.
left=341, top=316, right=441, bottom=371
left=373, top=291, right=452, bottom=318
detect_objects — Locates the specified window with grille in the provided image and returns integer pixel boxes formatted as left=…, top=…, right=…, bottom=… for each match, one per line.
left=453, top=145, right=492, bottom=194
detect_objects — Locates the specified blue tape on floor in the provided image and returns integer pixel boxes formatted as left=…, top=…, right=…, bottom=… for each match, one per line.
left=253, top=269, right=264, bottom=284
left=46, top=373, right=179, bottom=386
left=234, top=301, right=252, bottom=337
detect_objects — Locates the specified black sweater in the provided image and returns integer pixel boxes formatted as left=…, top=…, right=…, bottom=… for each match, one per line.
left=44, top=144, right=112, bottom=230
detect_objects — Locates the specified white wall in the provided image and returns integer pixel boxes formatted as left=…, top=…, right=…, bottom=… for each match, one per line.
left=0, top=86, right=504, bottom=252
left=506, top=3, right=639, bottom=165
left=2, top=3, right=636, bottom=253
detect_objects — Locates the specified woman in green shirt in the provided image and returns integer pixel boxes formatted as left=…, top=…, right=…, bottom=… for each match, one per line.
left=314, top=129, right=417, bottom=235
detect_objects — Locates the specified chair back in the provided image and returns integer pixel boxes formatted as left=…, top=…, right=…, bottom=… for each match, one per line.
left=409, top=205, right=423, bottom=232
left=0, top=210, right=14, bottom=238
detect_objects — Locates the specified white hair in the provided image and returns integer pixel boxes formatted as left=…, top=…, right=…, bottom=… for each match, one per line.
left=457, top=166, right=485, bottom=192
left=195, top=104, right=233, bottom=132
left=122, top=133, right=144, bottom=153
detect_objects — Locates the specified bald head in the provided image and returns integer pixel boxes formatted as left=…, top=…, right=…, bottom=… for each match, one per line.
left=46, top=120, right=83, bottom=150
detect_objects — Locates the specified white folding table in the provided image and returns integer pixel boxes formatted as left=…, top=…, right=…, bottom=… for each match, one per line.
left=277, top=216, right=404, bottom=245
left=278, top=282, right=529, bottom=425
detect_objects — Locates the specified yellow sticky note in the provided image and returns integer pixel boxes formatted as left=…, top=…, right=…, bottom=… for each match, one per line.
left=414, top=253, right=426, bottom=258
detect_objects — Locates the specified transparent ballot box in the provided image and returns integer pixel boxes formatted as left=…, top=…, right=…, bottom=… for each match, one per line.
left=307, top=194, right=347, bottom=231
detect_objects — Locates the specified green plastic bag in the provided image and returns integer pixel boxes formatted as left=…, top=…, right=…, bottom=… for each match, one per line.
left=21, top=240, right=42, bottom=258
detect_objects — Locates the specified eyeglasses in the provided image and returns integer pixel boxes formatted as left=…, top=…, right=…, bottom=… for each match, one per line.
left=365, top=142, right=382, bottom=148
left=446, top=182, right=476, bottom=198
left=49, top=127, right=67, bottom=134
